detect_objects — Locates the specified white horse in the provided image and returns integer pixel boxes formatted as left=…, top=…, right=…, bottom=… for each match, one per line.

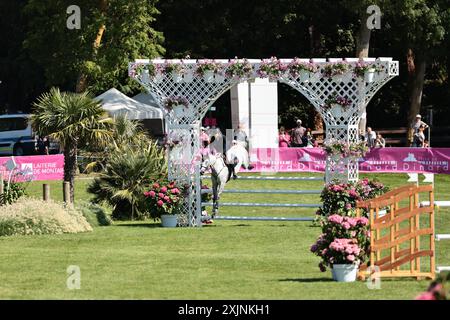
left=200, top=152, right=232, bottom=217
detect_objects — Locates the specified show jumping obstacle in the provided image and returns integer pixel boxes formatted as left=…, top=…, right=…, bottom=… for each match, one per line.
left=356, top=184, right=436, bottom=279
left=130, top=57, right=399, bottom=226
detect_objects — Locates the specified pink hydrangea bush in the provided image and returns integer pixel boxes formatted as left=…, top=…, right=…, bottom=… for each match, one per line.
left=311, top=214, right=370, bottom=272
left=415, top=272, right=450, bottom=300
left=316, top=178, right=388, bottom=217
left=144, top=180, right=184, bottom=219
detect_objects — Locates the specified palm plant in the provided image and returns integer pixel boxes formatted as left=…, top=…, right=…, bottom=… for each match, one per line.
left=82, top=115, right=151, bottom=173
left=87, top=140, right=168, bottom=220
left=31, top=88, right=112, bottom=202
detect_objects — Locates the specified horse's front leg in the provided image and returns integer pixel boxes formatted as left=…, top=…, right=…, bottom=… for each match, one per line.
left=212, top=175, right=219, bottom=217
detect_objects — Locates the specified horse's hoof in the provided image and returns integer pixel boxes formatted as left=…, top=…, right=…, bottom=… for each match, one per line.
left=233, top=175, right=238, bottom=180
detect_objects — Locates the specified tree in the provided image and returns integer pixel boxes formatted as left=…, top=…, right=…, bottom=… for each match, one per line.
left=23, top=0, right=164, bottom=95
left=31, top=88, right=113, bottom=202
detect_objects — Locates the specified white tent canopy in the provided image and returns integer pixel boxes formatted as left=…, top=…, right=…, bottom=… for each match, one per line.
left=95, top=88, right=163, bottom=120
left=132, top=92, right=159, bottom=107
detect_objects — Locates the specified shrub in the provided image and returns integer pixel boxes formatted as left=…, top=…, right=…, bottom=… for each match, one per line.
left=311, top=214, right=370, bottom=271
left=76, top=201, right=113, bottom=227
left=88, top=140, right=168, bottom=220
left=0, top=180, right=27, bottom=206
left=316, top=178, right=388, bottom=217
left=0, top=198, right=92, bottom=236
left=143, top=180, right=184, bottom=219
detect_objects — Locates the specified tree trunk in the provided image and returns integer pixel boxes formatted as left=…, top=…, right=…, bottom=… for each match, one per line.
left=356, top=17, right=372, bottom=134
left=63, top=144, right=78, bottom=203
left=356, top=18, right=371, bottom=58
left=406, top=53, right=426, bottom=146
left=75, top=0, right=108, bottom=93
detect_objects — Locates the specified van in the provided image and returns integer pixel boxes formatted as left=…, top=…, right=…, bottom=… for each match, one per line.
left=0, top=114, right=59, bottom=156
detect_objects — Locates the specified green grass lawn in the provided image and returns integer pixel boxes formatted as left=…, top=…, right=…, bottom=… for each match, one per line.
left=0, top=173, right=449, bottom=299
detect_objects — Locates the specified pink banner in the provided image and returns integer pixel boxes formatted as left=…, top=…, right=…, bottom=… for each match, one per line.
left=0, top=155, right=64, bottom=182
left=245, top=148, right=450, bottom=174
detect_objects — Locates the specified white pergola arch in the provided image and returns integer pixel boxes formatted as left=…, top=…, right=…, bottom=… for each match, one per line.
left=130, top=57, right=399, bottom=226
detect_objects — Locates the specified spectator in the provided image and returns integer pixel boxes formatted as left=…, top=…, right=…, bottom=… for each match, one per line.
left=374, top=134, right=386, bottom=148
left=305, top=128, right=315, bottom=148
left=423, top=139, right=430, bottom=148
left=291, top=119, right=306, bottom=147
left=365, top=127, right=377, bottom=148
left=411, top=114, right=429, bottom=134
left=412, top=125, right=426, bottom=147
left=410, top=114, right=429, bottom=146
left=278, top=126, right=291, bottom=148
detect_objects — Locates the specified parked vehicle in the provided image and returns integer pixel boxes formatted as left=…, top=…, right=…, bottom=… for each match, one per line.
left=0, top=114, right=60, bottom=156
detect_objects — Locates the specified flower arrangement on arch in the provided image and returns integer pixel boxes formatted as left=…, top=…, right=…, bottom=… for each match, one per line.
left=164, top=96, right=189, bottom=112
left=322, top=62, right=351, bottom=78
left=196, top=60, right=222, bottom=75
left=225, top=58, right=254, bottom=79
left=310, top=214, right=371, bottom=272
left=322, top=94, right=352, bottom=111
left=323, top=139, right=369, bottom=159
left=287, top=58, right=317, bottom=77
left=257, top=57, right=287, bottom=80
left=163, top=61, right=187, bottom=75
left=315, top=178, right=388, bottom=217
left=144, top=180, right=184, bottom=219
left=129, top=63, right=158, bottom=78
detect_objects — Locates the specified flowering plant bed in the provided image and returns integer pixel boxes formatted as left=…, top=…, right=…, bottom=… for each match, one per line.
left=196, top=60, right=222, bottom=75
left=225, top=59, right=253, bottom=79
left=353, top=61, right=376, bottom=78
left=322, top=62, right=351, bottom=78
left=311, top=214, right=370, bottom=271
left=144, top=180, right=183, bottom=219
left=322, top=94, right=352, bottom=111
left=323, top=139, right=368, bottom=159
left=163, top=61, right=186, bottom=75
left=287, top=58, right=317, bottom=77
left=129, top=63, right=157, bottom=78
left=316, top=178, right=388, bottom=217
left=164, top=96, right=189, bottom=112
left=257, top=57, right=286, bottom=80
left=416, top=272, right=450, bottom=300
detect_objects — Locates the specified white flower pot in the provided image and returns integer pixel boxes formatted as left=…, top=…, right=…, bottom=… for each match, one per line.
left=171, top=71, right=183, bottom=83
left=203, top=70, right=214, bottom=83
left=161, top=214, right=178, bottom=228
left=183, top=71, right=194, bottom=83
left=172, top=105, right=185, bottom=117
left=332, top=73, right=350, bottom=83
left=214, top=73, right=225, bottom=82
left=141, top=70, right=150, bottom=83
left=330, top=103, right=346, bottom=118
left=332, top=264, right=358, bottom=282
left=299, top=70, right=310, bottom=82
left=364, top=69, right=375, bottom=83
left=152, top=73, right=164, bottom=83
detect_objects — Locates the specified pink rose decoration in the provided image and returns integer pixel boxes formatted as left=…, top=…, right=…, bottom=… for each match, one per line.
left=164, top=196, right=170, bottom=202
left=347, top=255, right=355, bottom=262
left=160, top=186, right=168, bottom=193
left=157, top=200, right=164, bottom=207
left=149, top=190, right=156, bottom=198
left=153, top=182, right=160, bottom=189
left=171, top=188, right=180, bottom=194
left=158, top=193, right=164, bottom=198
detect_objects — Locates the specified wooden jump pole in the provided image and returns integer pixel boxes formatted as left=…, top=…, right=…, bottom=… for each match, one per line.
left=43, top=184, right=50, bottom=201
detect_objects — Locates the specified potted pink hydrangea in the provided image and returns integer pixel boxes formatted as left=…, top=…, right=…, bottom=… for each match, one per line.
left=164, top=96, right=189, bottom=116
left=257, top=57, right=286, bottom=82
left=311, top=214, right=370, bottom=282
left=144, top=180, right=184, bottom=227
left=287, top=58, right=317, bottom=82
